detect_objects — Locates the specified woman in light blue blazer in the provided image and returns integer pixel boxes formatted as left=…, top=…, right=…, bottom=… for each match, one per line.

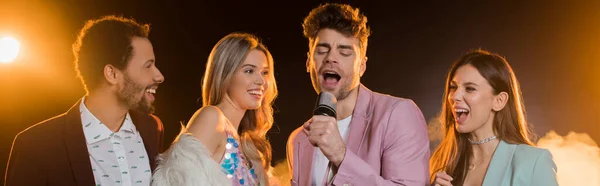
left=430, top=50, right=558, bottom=186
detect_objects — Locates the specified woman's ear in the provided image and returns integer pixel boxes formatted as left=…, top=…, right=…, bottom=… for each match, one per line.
left=492, top=92, right=509, bottom=111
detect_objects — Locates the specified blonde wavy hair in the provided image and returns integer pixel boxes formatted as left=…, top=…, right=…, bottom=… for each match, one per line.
left=201, top=32, right=277, bottom=185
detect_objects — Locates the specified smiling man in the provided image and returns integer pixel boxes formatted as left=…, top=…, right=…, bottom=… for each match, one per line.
left=287, top=3, right=431, bottom=186
left=5, top=15, right=165, bottom=186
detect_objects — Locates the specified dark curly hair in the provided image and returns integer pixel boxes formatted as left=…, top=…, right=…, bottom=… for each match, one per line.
left=72, top=15, right=150, bottom=93
left=303, top=3, right=371, bottom=56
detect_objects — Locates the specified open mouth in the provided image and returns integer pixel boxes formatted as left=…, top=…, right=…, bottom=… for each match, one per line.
left=454, top=108, right=470, bottom=124
left=322, top=70, right=341, bottom=88
left=248, top=89, right=263, bottom=100
left=145, top=88, right=156, bottom=101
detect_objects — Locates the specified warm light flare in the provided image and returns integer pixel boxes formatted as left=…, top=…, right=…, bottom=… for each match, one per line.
left=0, top=36, right=20, bottom=63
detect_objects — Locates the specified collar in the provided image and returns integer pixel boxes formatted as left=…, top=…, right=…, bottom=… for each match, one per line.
left=79, top=97, right=137, bottom=144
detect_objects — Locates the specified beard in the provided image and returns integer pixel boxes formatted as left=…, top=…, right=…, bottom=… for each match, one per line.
left=330, top=82, right=352, bottom=101
left=117, top=73, right=154, bottom=114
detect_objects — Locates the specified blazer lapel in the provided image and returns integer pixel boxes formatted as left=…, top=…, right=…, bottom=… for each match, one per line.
left=346, top=84, right=373, bottom=155
left=483, top=140, right=517, bottom=186
left=130, top=111, right=159, bottom=171
left=63, top=100, right=96, bottom=186
left=297, top=131, right=315, bottom=186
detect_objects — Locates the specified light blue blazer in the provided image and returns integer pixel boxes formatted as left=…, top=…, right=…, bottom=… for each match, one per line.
left=483, top=140, right=558, bottom=186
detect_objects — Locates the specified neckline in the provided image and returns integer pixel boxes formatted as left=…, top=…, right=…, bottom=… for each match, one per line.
left=481, top=140, right=507, bottom=185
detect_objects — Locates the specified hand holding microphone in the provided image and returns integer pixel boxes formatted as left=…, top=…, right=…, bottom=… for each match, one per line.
left=303, top=92, right=347, bottom=166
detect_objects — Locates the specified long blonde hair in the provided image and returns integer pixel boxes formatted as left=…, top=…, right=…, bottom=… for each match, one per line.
left=429, top=49, right=533, bottom=185
left=201, top=33, right=277, bottom=185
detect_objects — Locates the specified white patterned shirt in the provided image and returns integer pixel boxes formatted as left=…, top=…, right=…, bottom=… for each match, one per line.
left=80, top=98, right=151, bottom=186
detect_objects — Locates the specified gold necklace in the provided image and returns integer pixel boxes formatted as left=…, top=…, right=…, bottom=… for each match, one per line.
left=468, top=154, right=491, bottom=170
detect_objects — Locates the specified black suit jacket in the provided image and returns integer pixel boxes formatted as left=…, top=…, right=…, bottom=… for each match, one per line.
left=4, top=100, right=164, bottom=186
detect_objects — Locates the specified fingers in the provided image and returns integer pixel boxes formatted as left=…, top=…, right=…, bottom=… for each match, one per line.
left=434, top=171, right=453, bottom=186
left=302, top=118, right=313, bottom=130
left=304, top=116, right=336, bottom=131
left=307, top=123, right=331, bottom=147
left=302, top=121, right=310, bottom=134
left=308, top=127, right=328, bottom=136
left=433, top=177, right=452, bottom=186
left=307, top=126, right=334, bottom=146
left=311, top=115, right=336, bottom=123
left=308, top=135, right=320, bottom=146
left=436, top=171, right=453, bottom=181
left=308, top=119, right=336, bottom=130
left=304, top=116, right=337, bottom=145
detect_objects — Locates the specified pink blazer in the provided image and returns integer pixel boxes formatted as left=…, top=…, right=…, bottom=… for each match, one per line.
left=287, top=84, right=430, bottom=186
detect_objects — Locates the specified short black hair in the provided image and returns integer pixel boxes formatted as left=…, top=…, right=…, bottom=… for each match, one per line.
left=72, top=15, right=150, bottom=93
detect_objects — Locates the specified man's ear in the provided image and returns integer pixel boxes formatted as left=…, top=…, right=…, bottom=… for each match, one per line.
left=104, top=64, right=120, bottom=85
left=359, top=56, right=368, bottom=77
left=492, top=91, right=509, bottom=111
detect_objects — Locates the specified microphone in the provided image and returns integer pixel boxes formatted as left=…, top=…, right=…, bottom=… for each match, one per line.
left=313, top=92, right=337, bottom=118
left=312, top=92, right=338, bottom=182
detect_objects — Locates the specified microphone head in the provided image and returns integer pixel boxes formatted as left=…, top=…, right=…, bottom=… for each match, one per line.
left=313, top=92, right=337, bottom=118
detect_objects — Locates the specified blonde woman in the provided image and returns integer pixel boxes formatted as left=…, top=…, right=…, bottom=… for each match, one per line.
left=152, top=33, right=277, bottom=186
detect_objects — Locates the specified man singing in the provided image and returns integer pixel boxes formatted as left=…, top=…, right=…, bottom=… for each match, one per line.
left=287, top=3, right=430, bottom=186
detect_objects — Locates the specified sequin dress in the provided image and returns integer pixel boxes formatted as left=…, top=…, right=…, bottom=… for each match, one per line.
left=219, top=129, right=259, bottom=186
